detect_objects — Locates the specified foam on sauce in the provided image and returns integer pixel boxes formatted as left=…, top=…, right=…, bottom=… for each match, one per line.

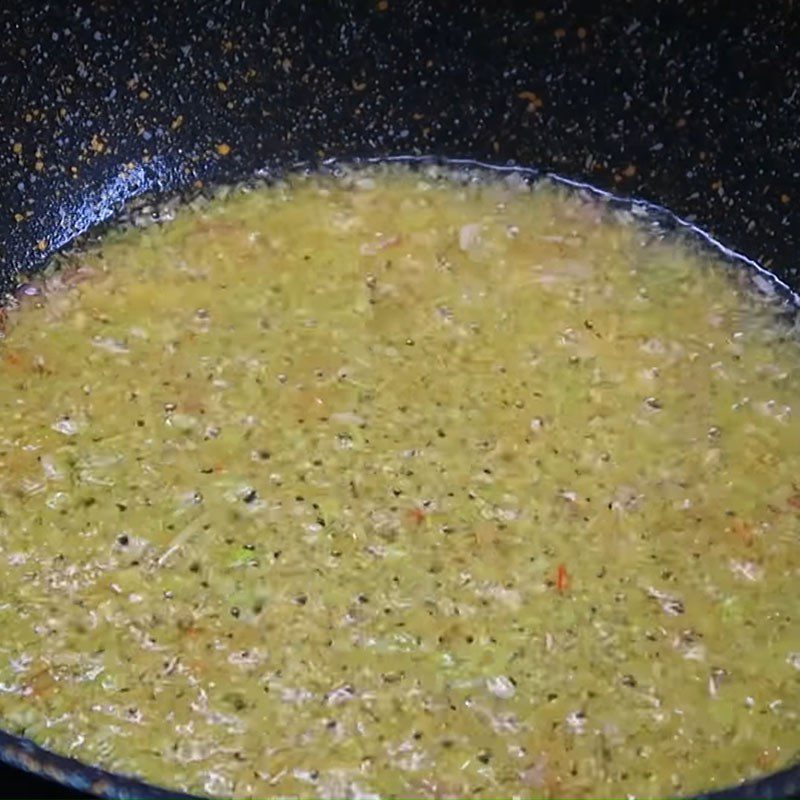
left=0, top=166, right=798, bottom=798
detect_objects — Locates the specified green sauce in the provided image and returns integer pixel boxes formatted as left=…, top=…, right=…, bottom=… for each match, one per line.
left=0, top=167, right=798, bottom=798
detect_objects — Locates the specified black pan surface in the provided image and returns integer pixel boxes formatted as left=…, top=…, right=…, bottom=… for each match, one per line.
left=0, top=1, right=798, bottom=797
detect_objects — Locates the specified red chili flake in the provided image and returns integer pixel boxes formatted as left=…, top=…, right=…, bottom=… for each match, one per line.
left=409, top=506, right=426, bottom=525
left=788, top=495, right=800, bottom=510
left=729, top=519, right=754, bottom=546
left=556, top=563, right=569, bottom=592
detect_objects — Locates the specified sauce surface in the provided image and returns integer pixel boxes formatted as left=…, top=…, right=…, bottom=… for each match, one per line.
left=0, top=168, right=798, bottom=798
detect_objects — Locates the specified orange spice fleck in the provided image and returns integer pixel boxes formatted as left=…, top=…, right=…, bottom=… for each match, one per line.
left=728, top=519, right=754, bottom=546
left=409, top=506, right=426, bottom=526
left=216, top=143, right=231, bottom=156
left=518, top=90, right=544, bottom=110
left=556, top=563, right=569, bottom=592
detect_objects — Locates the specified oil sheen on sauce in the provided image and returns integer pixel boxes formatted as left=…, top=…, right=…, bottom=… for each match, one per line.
left=0, top=167, right=798, bottom=799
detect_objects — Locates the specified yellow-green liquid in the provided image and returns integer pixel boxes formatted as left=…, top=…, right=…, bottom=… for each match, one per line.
left=0, top=167, right=798, bottom=798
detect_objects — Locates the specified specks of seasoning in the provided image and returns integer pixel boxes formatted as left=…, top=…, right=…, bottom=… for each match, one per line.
left=216, top=143, right=231, bottom=156
left=517, top=90, right=544, bottom=111
left=566, top=709, right=587, bottom=734
left=241, top=487, right=258, bottom=504
left=408, top=506, right=426, bottom=525
left=708, top=667, right=728, bottom=697
left=51, top=416, right=79, bottom=436
left=556, top=563, right=569, bottom=592
left=646, top=586, right=685, bottom=615
left=486, top=675, right=516, bottom=699
left=230, top=606, right=240, bottom=618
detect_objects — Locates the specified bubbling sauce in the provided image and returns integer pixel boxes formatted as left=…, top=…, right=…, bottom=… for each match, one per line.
left=0, top=166, right=798, bottom=798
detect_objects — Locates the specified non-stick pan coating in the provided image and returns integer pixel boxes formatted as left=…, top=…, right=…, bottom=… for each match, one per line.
left=0, top=1, right=798, bottom=797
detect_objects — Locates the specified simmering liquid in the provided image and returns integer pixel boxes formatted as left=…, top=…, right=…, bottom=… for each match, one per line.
left=0, top=167, right=798, bottom=798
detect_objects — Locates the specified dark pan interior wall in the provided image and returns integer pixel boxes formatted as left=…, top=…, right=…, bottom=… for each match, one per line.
left=0, top=1, right=798, bottom=296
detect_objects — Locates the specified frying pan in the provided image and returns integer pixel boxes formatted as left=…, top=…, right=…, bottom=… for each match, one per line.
left=0, top=0, right=798, bottom=797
